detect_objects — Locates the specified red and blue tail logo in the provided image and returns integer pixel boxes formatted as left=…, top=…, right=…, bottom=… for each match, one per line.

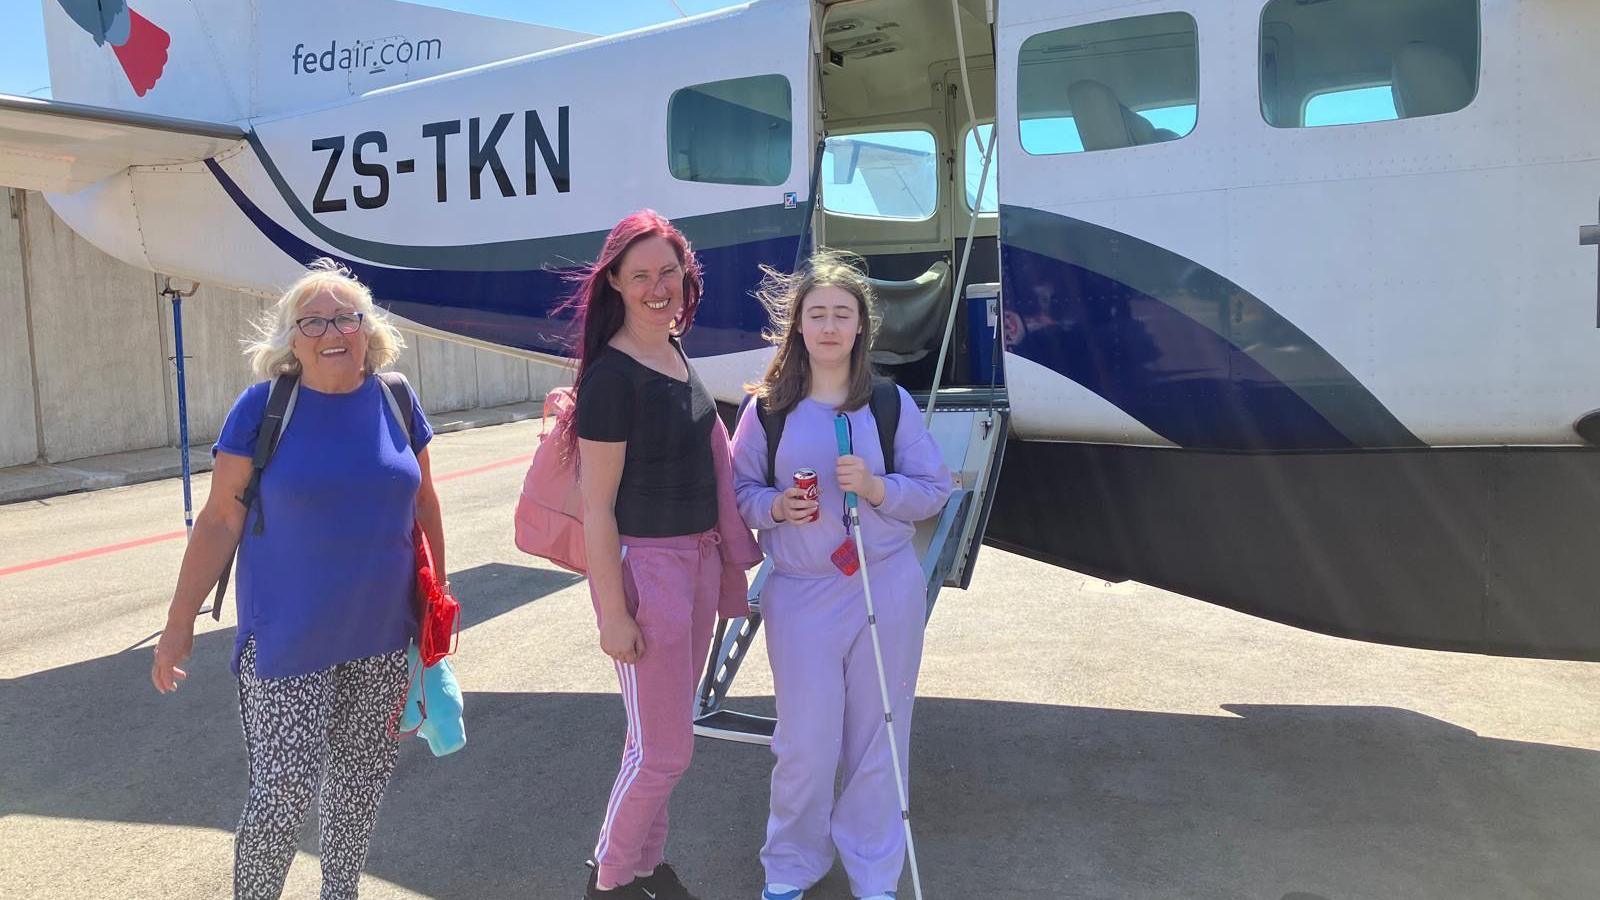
left=55, top=0, right=171, bottom=97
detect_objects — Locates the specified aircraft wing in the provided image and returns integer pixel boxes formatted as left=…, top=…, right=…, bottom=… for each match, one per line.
left=0, top=94, right=244, bottom=193
left=833, top=137, right=939, bottom=220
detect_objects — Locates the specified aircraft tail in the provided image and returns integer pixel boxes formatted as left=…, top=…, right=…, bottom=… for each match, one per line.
left=42, top=0, right=589, bottom=123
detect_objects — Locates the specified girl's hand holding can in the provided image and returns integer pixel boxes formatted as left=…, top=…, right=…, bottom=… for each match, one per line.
left=772, top=486, right=819, bottom=524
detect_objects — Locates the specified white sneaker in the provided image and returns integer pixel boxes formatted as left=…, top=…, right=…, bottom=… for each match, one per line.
left=761, top=885, right=804, bottom=900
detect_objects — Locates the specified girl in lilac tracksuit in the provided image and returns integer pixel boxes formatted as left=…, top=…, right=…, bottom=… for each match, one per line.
left=732, top=250, right=952, bottom=900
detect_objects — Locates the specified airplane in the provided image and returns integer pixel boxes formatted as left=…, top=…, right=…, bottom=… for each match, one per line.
left=3, top=0, right=1598, bottom=732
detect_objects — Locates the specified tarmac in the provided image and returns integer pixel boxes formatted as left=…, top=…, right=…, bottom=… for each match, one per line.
left=1, top=418, right=1597, bottom=899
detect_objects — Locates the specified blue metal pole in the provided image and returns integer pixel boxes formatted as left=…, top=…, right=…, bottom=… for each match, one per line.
left=170, top=291, right=194, bottom=538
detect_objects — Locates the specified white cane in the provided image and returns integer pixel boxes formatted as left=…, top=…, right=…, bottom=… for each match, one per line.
left=835, top=413, right=925, bottom=900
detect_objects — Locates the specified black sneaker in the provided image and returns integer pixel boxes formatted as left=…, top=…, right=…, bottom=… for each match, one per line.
left=638, top=862, right=700, bottom=900
left=584, top=863, right=647, bottom=899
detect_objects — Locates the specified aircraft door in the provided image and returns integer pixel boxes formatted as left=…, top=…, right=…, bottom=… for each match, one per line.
left=994, top=3, right=1199, bottom=444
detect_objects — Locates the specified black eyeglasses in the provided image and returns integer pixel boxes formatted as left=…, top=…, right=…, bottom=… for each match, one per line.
left=295, top=312, right=364, bottom=338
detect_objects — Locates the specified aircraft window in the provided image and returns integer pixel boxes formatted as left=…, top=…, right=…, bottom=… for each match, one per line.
left=1016, top=12, right=1198, bottom=157
left=1303, top=86, right=1398, bottom=128
left=963, top=124, right=997, bottom=215
left=1260, top=0, right=1480, bottom=128
left=821, top=130, right=939, bottom=220
left=668, top=74, right=792, bottom=186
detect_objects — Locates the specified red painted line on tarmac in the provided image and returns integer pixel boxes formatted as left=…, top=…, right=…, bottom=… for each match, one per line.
left=0, top=453, right=531, bottom=578
left=0, top=530, right=188, bottom=577
left=433, top=454, right=530, bottom=483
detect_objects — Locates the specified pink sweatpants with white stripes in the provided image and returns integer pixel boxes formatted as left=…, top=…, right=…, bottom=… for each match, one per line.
left=592, top=529, right=722, bottom=889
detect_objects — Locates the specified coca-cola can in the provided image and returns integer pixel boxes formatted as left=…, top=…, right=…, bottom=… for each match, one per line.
left=793, top=468, right=820, bottom=522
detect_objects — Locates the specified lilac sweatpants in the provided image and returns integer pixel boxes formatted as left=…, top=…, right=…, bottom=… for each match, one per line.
left=761, top=545, right=925, bottom=897
left=592, top=530, right=722, bottom=889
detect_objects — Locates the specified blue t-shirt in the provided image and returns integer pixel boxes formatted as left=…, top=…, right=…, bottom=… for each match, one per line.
left=214, top=374, right=433, bottom=679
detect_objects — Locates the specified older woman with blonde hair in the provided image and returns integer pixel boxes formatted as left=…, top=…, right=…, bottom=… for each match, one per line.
left=152, top=258, right=444, bottom=900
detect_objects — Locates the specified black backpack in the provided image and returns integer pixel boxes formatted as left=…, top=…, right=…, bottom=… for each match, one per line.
left=209, top=371, right=419, bottom=619
left=740, top=379, right=902, bottom=486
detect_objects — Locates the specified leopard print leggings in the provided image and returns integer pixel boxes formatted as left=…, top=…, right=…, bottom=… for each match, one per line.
left=234, top=636, right=410, bottom=900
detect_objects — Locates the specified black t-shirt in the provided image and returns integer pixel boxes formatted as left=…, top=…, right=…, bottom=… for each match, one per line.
left=575, top=341, right=718, bottom=537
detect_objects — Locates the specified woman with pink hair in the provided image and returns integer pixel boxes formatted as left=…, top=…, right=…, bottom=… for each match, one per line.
left=570, top=210, right=718, bottom=900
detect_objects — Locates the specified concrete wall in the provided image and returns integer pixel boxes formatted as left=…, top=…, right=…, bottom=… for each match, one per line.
left=23, top=191, right=169, bottom=462
left=0, top=192, right=39, bottom=468
left=0, top=190, right=569, bottom=467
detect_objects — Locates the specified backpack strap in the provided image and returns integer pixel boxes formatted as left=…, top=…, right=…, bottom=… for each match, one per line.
left=741, top=381, right=899, bottom=488
left=761, top=399, right=788, bottom=488
left=212, top=373, right=299, bottom=620
left=735, top=391, right=786, bottom=488
left=376, top=371, right=419, bottom=453
left=869, top=379, right=900, bottom=476
left=736, top=391, right=755, bottom=439
left=240, top=373, right=300, bottom=534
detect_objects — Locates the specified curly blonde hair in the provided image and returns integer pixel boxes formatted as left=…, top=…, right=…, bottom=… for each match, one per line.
left=245, top=259, right=405, bottom=379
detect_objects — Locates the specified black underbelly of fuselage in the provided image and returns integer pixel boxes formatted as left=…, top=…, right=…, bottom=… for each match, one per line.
left=986, top=439, right=1600, bottom=662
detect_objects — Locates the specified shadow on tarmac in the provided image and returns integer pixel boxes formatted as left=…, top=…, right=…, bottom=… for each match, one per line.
left=4, top=565, right=1598, bottom=899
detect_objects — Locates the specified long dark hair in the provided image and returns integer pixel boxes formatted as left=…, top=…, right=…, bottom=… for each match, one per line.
left=751, top=248, right=878, bottom=416
left=559, top=210, right=703, bottom=451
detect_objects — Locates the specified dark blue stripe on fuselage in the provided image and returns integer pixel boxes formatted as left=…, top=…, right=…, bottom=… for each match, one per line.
left=206, top=160, right=791, bottom=358
left=213, top=156, right=1379, bottom=451
left=1001, top=241, right=1356, bottom=451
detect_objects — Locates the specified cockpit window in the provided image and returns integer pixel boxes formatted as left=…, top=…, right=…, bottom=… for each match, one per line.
left=668, top=74, right=792, bottom=185
left=1261, top=0, right=1480, bottom=128
left=1017, top=12, right=1198, bottom=157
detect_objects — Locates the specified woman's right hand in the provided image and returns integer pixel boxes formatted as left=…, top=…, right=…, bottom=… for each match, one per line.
left=772, top=486, right=819, bottom=525
left=151, top=620, right=194, bottom=693
left=600, top=613, right=646, bottom=664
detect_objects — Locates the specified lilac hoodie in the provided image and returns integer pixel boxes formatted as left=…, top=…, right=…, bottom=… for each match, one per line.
left=732, top=387, right=953, bottom=578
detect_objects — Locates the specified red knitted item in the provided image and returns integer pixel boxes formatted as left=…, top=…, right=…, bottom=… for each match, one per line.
left=413, top=523, right=459, bottom=667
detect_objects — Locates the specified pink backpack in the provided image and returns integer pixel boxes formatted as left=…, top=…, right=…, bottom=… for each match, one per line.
left=513, top=387, right=587, bottom=574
